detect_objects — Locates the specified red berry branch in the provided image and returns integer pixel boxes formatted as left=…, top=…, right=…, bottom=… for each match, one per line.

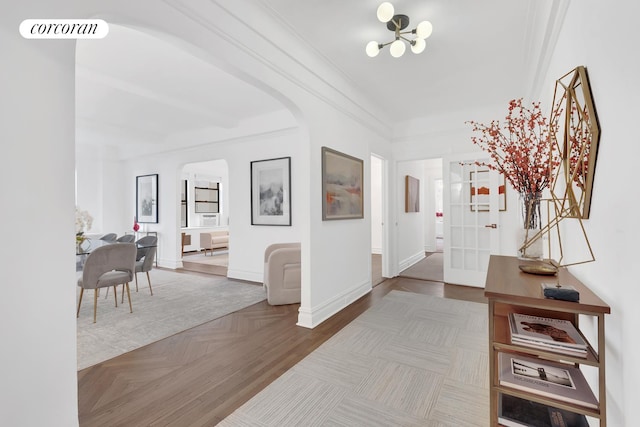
left=467, top=98, right=562, bottom=197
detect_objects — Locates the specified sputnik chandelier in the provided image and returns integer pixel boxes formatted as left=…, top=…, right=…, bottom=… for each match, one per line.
left=366, top=2, right=433, bottom=58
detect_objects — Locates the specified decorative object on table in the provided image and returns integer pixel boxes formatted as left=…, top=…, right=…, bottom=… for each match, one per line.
left=75, top=206, right=93, bottom=234
left=533, top=65, right=599, bottom=268
left=136, top=174, right=158, bottom=223
left=132, top=216, right=140, bottom=232
left=75, top=206, right=93, bottom=249
left=518, top=261, right=558, bottom=276
left=365, top=2, right=433, bottom=58
left=76, top=232, right=88, bottom=252
left=469, top=169, right=506, bottom=212
left=250, top=157, right=291, bottom=226
left=321, top=147, right=364, bottom=220
left=467, top=98, right=561, bottom=259
left=404, top=175, right=420, bottom=212
left=541, top=283, right=580, bottom=302
left=550, top=66, right=600, bottom=220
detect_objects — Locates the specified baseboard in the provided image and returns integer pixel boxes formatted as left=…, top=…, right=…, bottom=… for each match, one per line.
left=399, top=251, right=426, bottom=272
left=371, top=247, right=382, bottom=255
left=297, top=279, right=371, bottom=329
left=158, top=258, right=183, bottom=269
left=227, top=268, right=262, bottom=283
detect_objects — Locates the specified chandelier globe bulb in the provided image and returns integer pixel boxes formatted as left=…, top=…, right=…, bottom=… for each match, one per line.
left=416, top=21, right=433, bottom=39
left=389, top=39, right=406, bottom=58
left=411, top=38, right=426, bottom=54
left=366, top=41, right=381, bottom=57
left=377, top=2, right=395, bottom=23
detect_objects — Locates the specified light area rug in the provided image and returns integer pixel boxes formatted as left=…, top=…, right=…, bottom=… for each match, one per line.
left=76, top=268, right=265, bottom=370
left=400, top=252, right=444, bottom=282
left=183, top=251, right=229, bottom=266
left=219, top=290, right=489, bottom=427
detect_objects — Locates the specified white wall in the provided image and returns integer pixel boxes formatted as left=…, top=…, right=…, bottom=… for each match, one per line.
left=68, top=0, right=391, bottom=331
left=371, top=155, right=383, bottom=254
left=1, top=0, right=392, bottom=423
left=396, top=161, right=425, bottom=271
left=539, top=1, right=640, bottom=425
left=423, top=159, right=443, bottom=252
left=1, top=2, right=79, bottom=425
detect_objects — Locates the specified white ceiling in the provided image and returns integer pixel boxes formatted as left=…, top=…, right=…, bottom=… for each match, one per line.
left=76, top=0, right=553, bottom=153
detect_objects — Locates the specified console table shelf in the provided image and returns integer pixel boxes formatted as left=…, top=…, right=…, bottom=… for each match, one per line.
left=485, top=255, right=610, bottom=426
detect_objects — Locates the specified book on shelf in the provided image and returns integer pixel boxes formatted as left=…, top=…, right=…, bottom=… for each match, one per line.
left=510, top=336, right=587, bottom=358
left=498, top=353, right=598, bottom=409
left=509, top=313, right=588, bottom=350
left=498, top=394, right=589, bottom=427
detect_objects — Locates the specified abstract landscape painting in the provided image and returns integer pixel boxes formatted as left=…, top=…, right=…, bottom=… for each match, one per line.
left=322, top=147, right=363, bottom=220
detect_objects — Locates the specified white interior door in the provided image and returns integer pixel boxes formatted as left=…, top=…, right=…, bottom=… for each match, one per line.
left=443, top=154, right=501, bottom=287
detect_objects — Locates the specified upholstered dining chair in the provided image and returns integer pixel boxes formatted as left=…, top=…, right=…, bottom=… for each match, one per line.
left=76, top=243, right=136, bottom=323
left=116, top=234, right=136, bottom=243
left=134, top=245, right=157, bottom=296
left=135, top=235, right=157, bottom=261
left=100, top=233, right=118, bottom=242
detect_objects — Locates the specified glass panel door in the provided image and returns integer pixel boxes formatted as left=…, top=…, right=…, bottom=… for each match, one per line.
left=444, top=154, right=500, bottom=287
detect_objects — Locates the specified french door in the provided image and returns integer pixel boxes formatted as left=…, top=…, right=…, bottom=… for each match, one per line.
left=443, top=153, right=501, bottom=287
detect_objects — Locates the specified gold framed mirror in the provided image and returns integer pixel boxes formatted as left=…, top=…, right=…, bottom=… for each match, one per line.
left=550, top=66, right=600, bottom=219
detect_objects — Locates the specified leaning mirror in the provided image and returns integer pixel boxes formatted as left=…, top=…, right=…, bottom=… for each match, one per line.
left=550, top=66, right=600, bottom=219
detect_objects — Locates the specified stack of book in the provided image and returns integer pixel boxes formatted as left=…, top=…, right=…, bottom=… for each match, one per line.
left=498, top=353, right=599, bottom=409
left=498, top=394, right=589, bottom=427
left=508, top=313, right=588, bottom=357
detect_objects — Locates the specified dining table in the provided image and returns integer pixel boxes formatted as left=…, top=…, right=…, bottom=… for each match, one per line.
left=76, top=238, right=157, bottom=270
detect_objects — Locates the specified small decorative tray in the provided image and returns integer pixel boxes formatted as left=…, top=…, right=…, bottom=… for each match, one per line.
left=518, top=262, right=558, bottom=276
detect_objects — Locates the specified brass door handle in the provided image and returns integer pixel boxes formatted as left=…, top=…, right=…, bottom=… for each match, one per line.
left=485, top=224, right=497, bottom=229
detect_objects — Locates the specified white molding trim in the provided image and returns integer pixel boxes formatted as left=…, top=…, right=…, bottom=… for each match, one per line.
left=399, top=251, right=426, bottom=272
left=526, top=0, right=571, bottom=100
left=158, top=258, right=183, bottom=269
left=371, top=247, right=382, bottom=255
left=227, top=269, right=262, bottom=283
left=297, top=279, right=371, bottom=329
left=165, top=0, right=391, bottom=135
left=424, top=244, right=437, bottom=253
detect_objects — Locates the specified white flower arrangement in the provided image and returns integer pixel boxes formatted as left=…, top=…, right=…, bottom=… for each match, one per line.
left=75, top=207, right=93, bottom=235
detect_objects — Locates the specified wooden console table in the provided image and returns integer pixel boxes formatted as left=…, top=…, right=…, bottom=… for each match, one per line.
left=485, top=255, right=610, bottom=426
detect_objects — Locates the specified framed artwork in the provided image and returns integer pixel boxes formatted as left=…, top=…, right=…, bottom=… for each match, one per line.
left=405, top=175, right=420, bottom=212
left=251, top=157, right=291, bottom=226
left=136, top=174, right=158, bottom=223
left=470, top=170, right=506, bottom=212
left=322, top=146, right=364, bottom=220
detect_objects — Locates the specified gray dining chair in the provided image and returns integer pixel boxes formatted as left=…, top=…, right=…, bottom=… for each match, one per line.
left=116, top=234, right=136, bottom=243
left=135, top=235, right=157, bottom=261
left=134, top=245, right=157, bottom=296
left=76, top=243, right=136, bottom=323
left=100, top=233, right=118, bottom=242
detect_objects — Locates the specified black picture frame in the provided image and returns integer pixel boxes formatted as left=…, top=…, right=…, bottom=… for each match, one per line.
left=250, top=157, right=291, bottom=226
left=136, top=174, right=158, bottom=223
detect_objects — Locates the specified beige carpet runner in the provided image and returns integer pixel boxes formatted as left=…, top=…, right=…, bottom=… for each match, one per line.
left=219, top=290, right=489, bottom=426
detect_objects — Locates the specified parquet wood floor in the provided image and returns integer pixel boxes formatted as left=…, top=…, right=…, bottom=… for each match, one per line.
left=77, top=274, right=486, bottom=426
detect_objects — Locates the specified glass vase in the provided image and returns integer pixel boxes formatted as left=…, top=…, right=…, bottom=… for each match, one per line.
left=517, top=192, right=543, bottom=259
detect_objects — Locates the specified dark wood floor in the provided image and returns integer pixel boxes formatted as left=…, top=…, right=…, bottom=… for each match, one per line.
left=77, top=273, right=486, bottom=426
